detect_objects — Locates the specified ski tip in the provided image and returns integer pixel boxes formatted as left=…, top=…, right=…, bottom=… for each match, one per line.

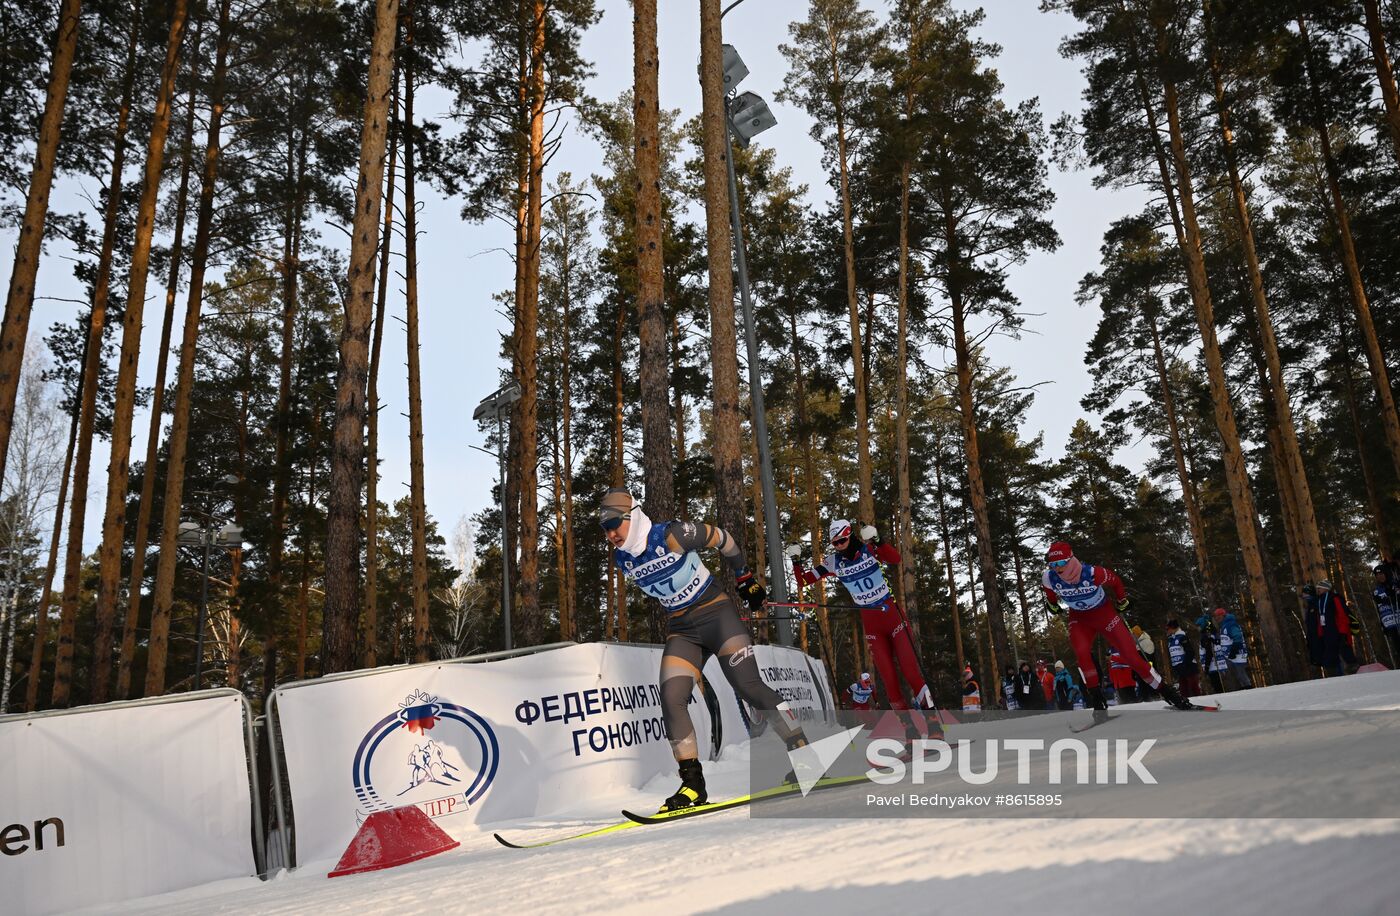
left=493, top=832, right=525, bottom=849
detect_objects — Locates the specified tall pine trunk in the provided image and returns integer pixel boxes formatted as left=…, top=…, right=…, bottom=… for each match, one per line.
left=82, top=2, right=144, bottom=702
left=698, top=0, right=748, bottom=564
left=26, top=363, right=78, bottom=711
left=560, top=236, right=577, bottom=641
left=818, top=14, right=874, bottom=523
left=633, top=0, right=675, bottom=525
left=145, top=0, right=232, bottom=696
left=365, top=59, right=400, bottom=669
left=403, top=9, right=430, bottom=661
left=1362, top=0, right=1400, bottom=169
left=323, top=0, right=401, bottom=673
left=1145, top=306, right=1215, bottom=597
left=119, top=31, right=200, bottom=700
left=894, top=157, right=919, bottom=635
left=932, top=421, right=965, bottom=677
left=0, top=0, right=83, bottom=487
left=1203, top=2, right=1327, bottom=587
left=296, top=407, right=321, bottom=678
left=1298, top=17, right=1400, bottom=499
left=93, top=0, right=191, bottom=694
left=270, top=63, right=318, bottom=678
left=944, top=195, right=1011, bottom=669
left=1137, top=21, right=1294, bottom=681
left=1335, top=290, right=1392, bottom=558
left=786, top=305, right=832, bottom=662
left=51, top=3, right=142, bottom=706
left=512, top=0, right=547, bottom=647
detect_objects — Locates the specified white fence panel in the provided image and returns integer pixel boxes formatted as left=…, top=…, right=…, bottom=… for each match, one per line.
left=0, top=690, right=258, bottom=916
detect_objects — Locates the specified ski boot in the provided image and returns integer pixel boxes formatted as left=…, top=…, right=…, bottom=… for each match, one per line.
left=912, top=687, right=947, bottom=742
left=1086, top=685, right=1112, bottom=725
left=1157, top=680, right=1197, bottom=711
left=660, top=758, right=707, bottom=812
left=782, top=732, right=821, bottom=787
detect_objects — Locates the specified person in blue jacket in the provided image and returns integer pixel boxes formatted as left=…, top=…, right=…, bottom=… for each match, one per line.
left=1212, top=607, right=1252, bottom=689
left=1052, top=660, right=1076, bottom=710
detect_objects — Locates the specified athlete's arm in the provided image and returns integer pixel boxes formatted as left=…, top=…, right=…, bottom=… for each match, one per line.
left=666, top=521, right=747, bottom=576
left=1096, top=566, right=1127, bottom=604
left=870, top=540, right=901, bottom=565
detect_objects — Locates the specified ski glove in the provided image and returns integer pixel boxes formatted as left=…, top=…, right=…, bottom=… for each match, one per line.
left=1116, top=596, right=1132, bottom=614
left=735, top=571, right=766, bottom=611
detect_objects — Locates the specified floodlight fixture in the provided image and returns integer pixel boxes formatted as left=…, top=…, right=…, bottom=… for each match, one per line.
left=473, top=379, right=523, bottom=423
left=722, top=44, right=749, bottom=90
left=728, top=91, right=776, bottom=146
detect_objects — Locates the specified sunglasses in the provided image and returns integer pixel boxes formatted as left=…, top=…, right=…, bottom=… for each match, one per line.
left=1048, top=558, right=1070, bottom=569
left=831, top=534, right=850, bottom=546
left=599, top=516, right=625, bottom=532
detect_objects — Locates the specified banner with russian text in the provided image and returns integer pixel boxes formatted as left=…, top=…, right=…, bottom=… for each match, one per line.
left=273, top=643, right=711, bottom=866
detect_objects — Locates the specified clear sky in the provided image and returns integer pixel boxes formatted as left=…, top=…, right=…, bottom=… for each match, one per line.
left=3, top=0, right=1150, bottom=562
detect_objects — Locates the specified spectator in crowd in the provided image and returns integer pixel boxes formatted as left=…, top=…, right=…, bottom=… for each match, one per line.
left=1131, top=625, right=1159, bottom=701
left=1013, top=661, right=1044, bottom=711
left=1197, top=613, right=1227, bottom=694
left=1373, top=565, right=1400, bottom=665
left=1001, top=665, right=1019, bottom=711
left=1306, top=580, right=1357, bottom=677
left=1165, top=618, right=1201, bottom=698
left=1213, top=607, right=1252, bottom=689
left=846, top=672, right=874, bottom=711
left=1053, top=660, right=1076, bottom=710
left=1037, top=660, right=1055, bottom=705
left=961, top=666, right=981, bottom=712
left=1108, top=644, right=1138, bottom=703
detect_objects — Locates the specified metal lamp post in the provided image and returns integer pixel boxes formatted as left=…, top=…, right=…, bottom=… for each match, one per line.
left=474, top=380, right=523, bottom=650
left=178, top=517, right=243, bottom=691
left=716, top=44, right=792, bottom=645
left=179, top=474, right=241, bottom=691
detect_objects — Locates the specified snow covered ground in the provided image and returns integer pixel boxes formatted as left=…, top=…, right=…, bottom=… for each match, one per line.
left=82, top=671, right=1400, bottom=916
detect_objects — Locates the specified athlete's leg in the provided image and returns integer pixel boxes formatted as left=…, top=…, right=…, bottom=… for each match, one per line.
left=705, top=599, right=805, bottom=747
left=886, top=601, right=932, bottom=707
left=659, top=630, right=706, bottom=762
left=863, top=607, right=906, bottom=710
left=1100, top=610, right=1161, bottom=686
left=1068, top=614, right=1100, bottom=688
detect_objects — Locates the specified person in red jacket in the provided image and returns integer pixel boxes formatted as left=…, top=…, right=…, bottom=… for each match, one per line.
left=791, top=521, right=940, bottom=737
left=1041, top=540, right=1198, bottom=721
left=1037, top=660, right=1055, bottom=704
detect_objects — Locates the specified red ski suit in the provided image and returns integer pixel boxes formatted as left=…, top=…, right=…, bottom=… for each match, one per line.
left=1041, top=563, right=1156, bottom=690
left=797, top=541, right=928, bottom=710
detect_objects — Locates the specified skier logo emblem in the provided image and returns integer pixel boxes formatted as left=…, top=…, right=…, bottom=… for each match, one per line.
left=351, top=689, right=500, bottom=825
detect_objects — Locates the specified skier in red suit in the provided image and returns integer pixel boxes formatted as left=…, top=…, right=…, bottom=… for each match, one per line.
left=1041, top=540, right=1197, bottom=721
left=791, top=521, right=940, bottom=739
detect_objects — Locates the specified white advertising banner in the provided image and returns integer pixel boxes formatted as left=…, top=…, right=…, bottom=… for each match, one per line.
left=273, top=643, right=713, bottom=866
left=0, top=691, right=257, bottom=916
left=704, top=643, right=836, bottom=749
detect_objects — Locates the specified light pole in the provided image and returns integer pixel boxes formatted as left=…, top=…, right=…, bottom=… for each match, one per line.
left=716, top=44, right=792, bottom=645
left=473, top=380, right=523, bottom=650
left=179, top=474, right=241, bottom=690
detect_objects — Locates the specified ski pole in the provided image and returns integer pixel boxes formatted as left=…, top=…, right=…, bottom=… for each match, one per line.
left=764, top=601, right=868, bottom=613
